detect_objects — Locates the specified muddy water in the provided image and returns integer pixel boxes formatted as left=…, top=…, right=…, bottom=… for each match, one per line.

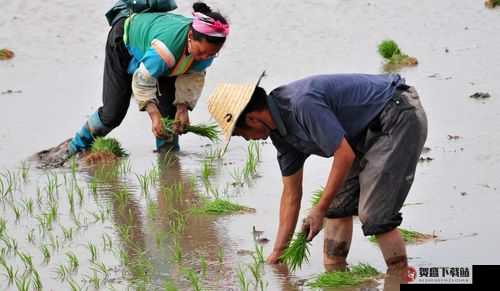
left=1, top=0, right=500, bottom=290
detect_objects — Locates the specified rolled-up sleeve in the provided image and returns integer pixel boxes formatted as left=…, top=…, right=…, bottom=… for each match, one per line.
left=296, top=98, right=345, bottom=156
left=132, top=63, right=159, bottom=111
left=174, top=70, right=206, bottom=110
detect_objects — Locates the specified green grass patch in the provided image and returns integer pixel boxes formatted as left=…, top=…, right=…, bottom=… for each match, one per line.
left=191, top=198, right=251, bottom=215
left=368, top=227, right=432, bottom=243
left=279, top=232, right=311, bottom=272
left=307, top=263, right=379, bottom=288
left=91, top=137, right=127, bottom=157
left=162, top=118, right=220, bottom=142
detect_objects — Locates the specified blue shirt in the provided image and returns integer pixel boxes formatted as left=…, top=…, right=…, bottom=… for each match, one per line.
left=268, top=74, right=404, bottom=176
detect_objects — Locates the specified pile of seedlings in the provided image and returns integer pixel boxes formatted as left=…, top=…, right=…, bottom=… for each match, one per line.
left=83, top=137, right=128, bottom=164
left=378, top=39, right=418, bottom=69
left=162, top=118, right=220, bottom=142
left=485, top=0, right=500, bottom=8
left=307, top=263, right=380, bottom=288
left=0, top=48, right=15, bottom=60
left=368, top=227, right=436, bottom=244
left=191, top=197, right=253, bottom=215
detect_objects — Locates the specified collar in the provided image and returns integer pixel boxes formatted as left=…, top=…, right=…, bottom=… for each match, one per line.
left=266, top=93, right=288, bottom=136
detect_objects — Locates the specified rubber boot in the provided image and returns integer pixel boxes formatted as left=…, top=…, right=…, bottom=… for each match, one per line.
left=155, top=135, right=179, bottom=153
left=69, top=111, right=113, bottom=154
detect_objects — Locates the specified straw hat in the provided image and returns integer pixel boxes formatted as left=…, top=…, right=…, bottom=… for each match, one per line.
left=207, top=72, right=266, bottom=152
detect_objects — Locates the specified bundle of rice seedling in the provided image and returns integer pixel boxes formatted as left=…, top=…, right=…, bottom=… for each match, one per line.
left=191, top=198, right=253, bottom=215
left=162, top=118, right=220, bottom=142
left=0, top=49, right=15, bottom=60
left=84, top=137, right=127, bottom=164
left=306, top=263, right=379, bottom=288
left=485, top=0, right=500, bottom=8
left=368, top=227, right=435, bottom=244
left=377, top=39, right=417, bottom=66
left=279, top=232, right=311, bottom=272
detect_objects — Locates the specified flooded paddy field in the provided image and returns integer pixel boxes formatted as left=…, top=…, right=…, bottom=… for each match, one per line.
left=1, top=0, right=499, bottom=290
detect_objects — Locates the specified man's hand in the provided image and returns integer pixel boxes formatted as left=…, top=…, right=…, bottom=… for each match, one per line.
left=266, top=249, right=283, bottom=264
left=302, top=205, right=327, bottom=241
left=173, top=103, right=190, bottom=134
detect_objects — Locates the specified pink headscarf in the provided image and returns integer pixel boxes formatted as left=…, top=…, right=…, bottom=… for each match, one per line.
left=192, top=12, right=230, bottom=38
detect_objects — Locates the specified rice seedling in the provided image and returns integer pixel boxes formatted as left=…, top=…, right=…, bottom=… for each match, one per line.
left=204, top=146, right=224, bottom=161
left=146, top=199, right=158, bottom=219
left=310, top=187, right=324, bottom=207
left=170, top=239, right=183, bottom=264
left=279, top=232, right=311, bottom=272
left=87, top=242, right=98, bottom=262
left=163, top=279, right=178, bottom=291
left=162, top=118, right=220, bottom=142
left=367, top=227, right=433, bottom=243
left=18, top=251, right=34, bottom=273
left=45, top=172, right=60, bottom=198
left=199, top=255, right=207, bottom=277
left=252, top=244, right=265, bottom=266
left=55, top=264, right=69, bottom=281
left=200, top=158, right=214, bottom=186
left=0, top=258, right=17, bottom=285
left=1, top=170, right=17, bottom=197
left=9, top=201, right=22, bottom=221
left=136, top=173, right=151, bottom=197
left=40, top=244, right=51, bottom=264
left=21, top=198, right=34, bottom=216
left=102, top=233, right=113, bottom=252
left=69, top=156, right=78, bottom=177
left=377, top=39, right=417, bottom=66
left=117, top=158, right=132, bottom=175
left=88, top=178, right=98, bottom=196
left=27, top=229, right=35, bottom=244
left=306, top=263, right=379, bottom=288
left=237, top=266, right=250, bottom=291
left=168, top=210, right=186, bottom=235
left=191, top=198, right=250, bottom=215
left=66, top=251, right=79, bottom=272
left=0, top=48, right=15, bottom=60
left=0, top=218, right=6, bottom=236
left=1, top=236, right=18, bottom=255
left=85, top=270, right=101, bottom=289
left=48, top=233, right=61, bottom=252
left=19, top=161, right=30, bottom=183
left=68, top=278, right=82, bottom=291
left=15, top=276, right=31, bottom=291
left=249, top=141, right=261, bottom=162
left=182, top=268, right=202, bottom=291
left=230, top=168, right=245, bottom=187
left=90, top=261, right=109, bottom=279
left=32, top=269, right=43, bottom=291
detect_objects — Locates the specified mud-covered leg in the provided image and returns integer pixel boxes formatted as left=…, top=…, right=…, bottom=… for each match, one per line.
left=376, top=228, right=408, bottom=274
left=323, top=216, right=353, bottom=271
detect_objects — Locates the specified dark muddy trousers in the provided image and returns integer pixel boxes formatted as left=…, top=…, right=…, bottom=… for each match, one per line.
left=99, top=18, right=177, bottom=133
left=325, top=86, right=428, bottom=236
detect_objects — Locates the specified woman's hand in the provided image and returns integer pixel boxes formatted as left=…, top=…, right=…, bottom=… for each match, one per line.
left=146, top=103, right=168, bottom=138
left=173, top=103, right=190, bottom=134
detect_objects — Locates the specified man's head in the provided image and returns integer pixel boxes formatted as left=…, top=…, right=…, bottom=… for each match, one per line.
left=233, top=86, right=271, bottom=140
left=207, top=75, right=271, bottom=152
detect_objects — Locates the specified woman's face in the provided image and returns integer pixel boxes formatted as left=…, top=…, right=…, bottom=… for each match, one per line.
left=188, top=31, right=223, bottom=61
